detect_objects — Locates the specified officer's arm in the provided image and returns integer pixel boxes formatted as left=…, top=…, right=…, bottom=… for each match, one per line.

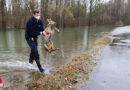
left=40, top=20, right=45, bottom=35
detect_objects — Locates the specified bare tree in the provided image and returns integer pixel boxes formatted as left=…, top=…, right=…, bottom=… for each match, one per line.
left=0, top=0, right=6, bottom=30
left=88, top=0, right=94, bottom=26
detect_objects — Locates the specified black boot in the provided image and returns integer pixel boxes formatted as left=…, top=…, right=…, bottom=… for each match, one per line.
left=29, top=60, right=33, bottom=64
left=35, top=59, right=44, bottom=72
left=39, top=68, right=44, bottom=72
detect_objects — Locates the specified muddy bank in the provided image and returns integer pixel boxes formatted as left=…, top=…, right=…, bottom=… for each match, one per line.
left=26, top=54, right=94, bottom=90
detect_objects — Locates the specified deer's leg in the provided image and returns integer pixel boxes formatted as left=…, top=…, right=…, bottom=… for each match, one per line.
left=49, top=40, right=54, bottom=50
left=44, top=44, right=50, bottom=51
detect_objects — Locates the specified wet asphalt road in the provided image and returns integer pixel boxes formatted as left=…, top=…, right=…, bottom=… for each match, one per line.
left=83, top=45, right=130, bottom=90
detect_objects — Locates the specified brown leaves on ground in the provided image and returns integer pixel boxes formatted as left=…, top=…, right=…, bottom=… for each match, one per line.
left=95, top=34, right=111, bottom=45
left=26, top=54, right=94, bottom=90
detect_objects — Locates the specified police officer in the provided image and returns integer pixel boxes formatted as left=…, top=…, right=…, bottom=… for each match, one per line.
left=25, top=9, right=46, bottom=72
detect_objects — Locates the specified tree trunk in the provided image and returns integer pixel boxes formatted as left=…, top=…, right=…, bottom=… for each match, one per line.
left=0, top=0, right=6, bottom=30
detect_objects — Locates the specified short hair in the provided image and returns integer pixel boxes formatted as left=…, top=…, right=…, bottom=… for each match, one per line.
left=33, top=9, right=40, bottom=14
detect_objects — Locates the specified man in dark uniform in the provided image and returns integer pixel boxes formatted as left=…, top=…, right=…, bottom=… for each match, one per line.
left=25, top=9, right=46, bottom=72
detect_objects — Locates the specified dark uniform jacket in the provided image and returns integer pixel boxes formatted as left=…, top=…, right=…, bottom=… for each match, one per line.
left=25, top=16, right=44, bottom=38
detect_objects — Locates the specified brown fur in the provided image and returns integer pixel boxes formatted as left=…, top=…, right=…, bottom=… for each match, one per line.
left=43, top=19, right=59, bottom=53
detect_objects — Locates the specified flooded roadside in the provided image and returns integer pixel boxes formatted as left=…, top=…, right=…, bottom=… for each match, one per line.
left=0, top=26, right=114, bottom=89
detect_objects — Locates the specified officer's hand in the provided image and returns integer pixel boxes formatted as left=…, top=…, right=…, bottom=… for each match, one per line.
left=43, top=31, right=47, bottom=36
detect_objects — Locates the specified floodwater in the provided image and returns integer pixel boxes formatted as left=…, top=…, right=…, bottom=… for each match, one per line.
left=0, top=26, right=114, bottom=89
left=82, top=26, right=130, bottom=90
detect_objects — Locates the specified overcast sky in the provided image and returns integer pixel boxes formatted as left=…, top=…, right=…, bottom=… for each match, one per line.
left=102, top=0, right=110, bottom=3
left=105, top=0, right=110, bottom=2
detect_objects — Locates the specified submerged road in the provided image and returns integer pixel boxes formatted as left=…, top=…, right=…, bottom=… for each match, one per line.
left=82, top=26, right=130, bottom=90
